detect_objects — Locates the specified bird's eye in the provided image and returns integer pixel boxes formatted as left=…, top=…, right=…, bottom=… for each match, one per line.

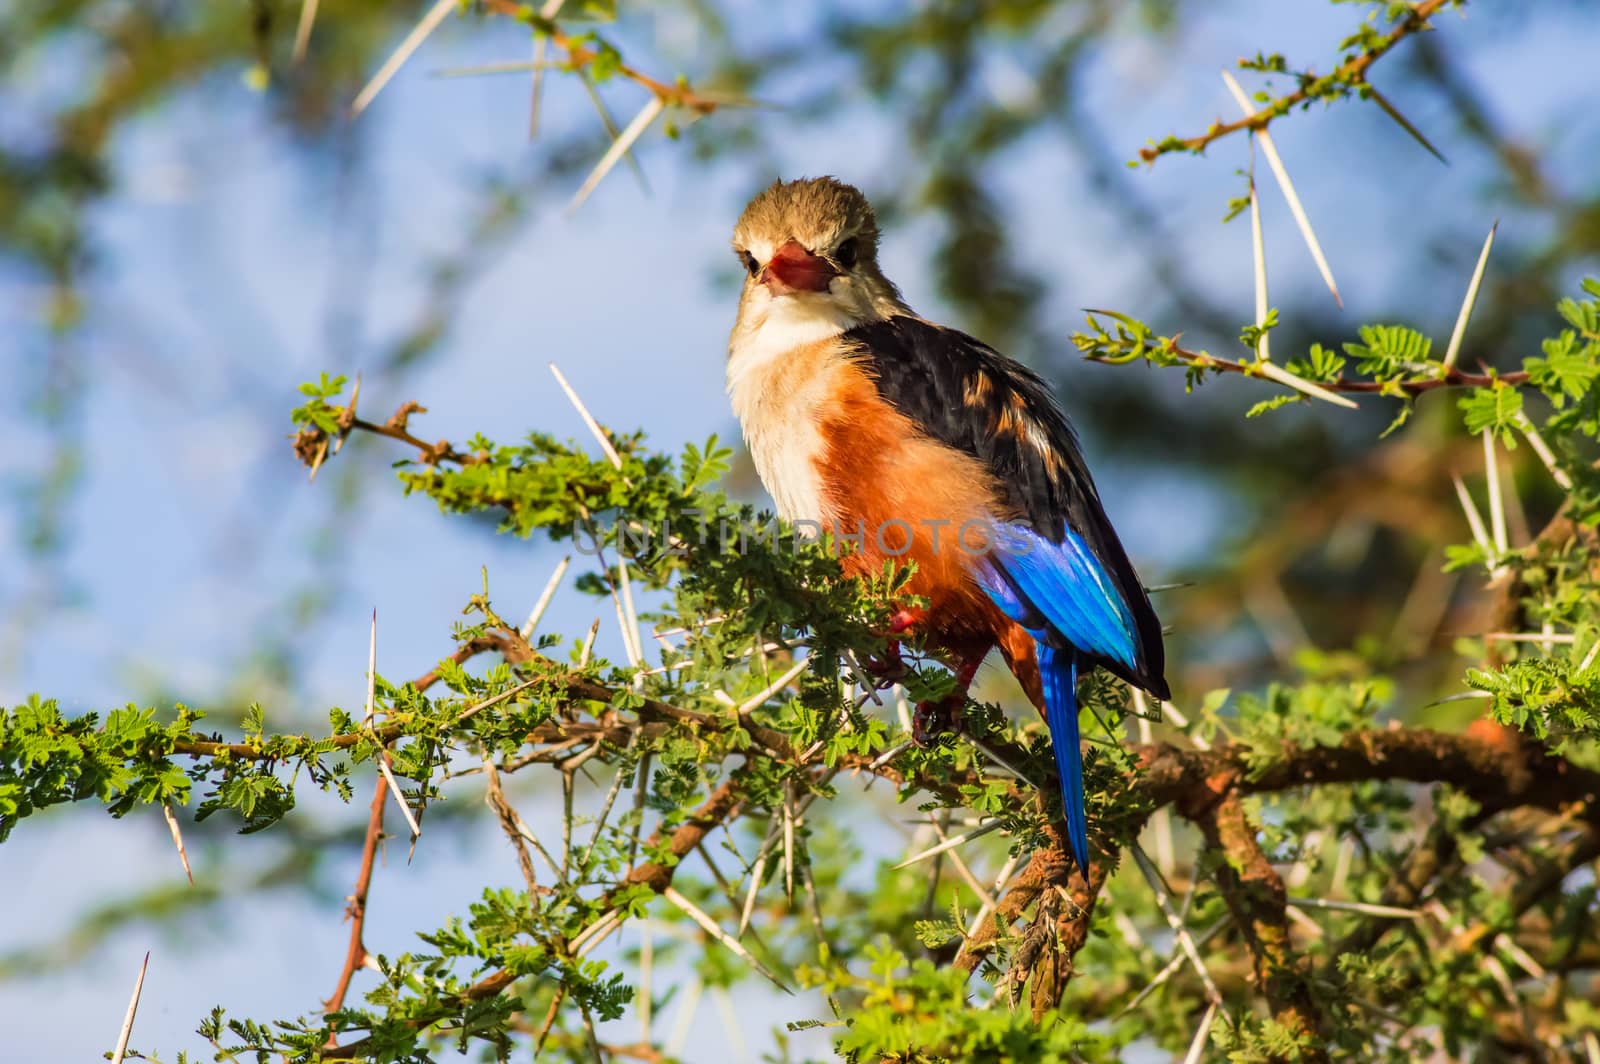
left=738, top=250, right=760, bottom=277
left=835, top=237, right=858, bottom=269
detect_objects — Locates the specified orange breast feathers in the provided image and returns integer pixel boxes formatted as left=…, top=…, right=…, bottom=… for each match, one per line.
left=812, top=360, right=1021, bottom=654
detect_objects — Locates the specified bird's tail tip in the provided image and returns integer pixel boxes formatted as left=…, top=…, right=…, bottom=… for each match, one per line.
left=1038, top=644, right=1091, bottom=877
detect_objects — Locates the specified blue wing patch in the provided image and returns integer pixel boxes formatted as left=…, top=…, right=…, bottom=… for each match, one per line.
left=975, top=521, right=1138, bottom=670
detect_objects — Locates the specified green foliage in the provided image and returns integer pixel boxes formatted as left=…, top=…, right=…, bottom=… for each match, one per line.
left=5, top=3, right=1600, bottom=1062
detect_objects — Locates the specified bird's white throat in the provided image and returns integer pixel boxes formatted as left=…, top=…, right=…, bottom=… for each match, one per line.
left=726, top=292, right=857, bottom=387
left=726, top=293, right=861, bottom=526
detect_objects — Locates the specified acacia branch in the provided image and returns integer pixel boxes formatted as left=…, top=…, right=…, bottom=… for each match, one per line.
left=479, top=0, right=731, bottom=114
left=322, top=775, right=388, bottom=1022
left=317, top=773, right=749, bottom=1060
left=1138, top=0, right=1456, bottom=164
left=1193, top=791, right=1323, bottom=1043
left=1088, top=345, right=1528, bottom=397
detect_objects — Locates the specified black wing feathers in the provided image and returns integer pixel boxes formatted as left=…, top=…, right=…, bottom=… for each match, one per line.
left=845, top=315, right=1169, bottom=698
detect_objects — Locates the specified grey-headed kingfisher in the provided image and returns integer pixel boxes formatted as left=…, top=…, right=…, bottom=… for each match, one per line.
left=725, top=176, right=1169, bottom=876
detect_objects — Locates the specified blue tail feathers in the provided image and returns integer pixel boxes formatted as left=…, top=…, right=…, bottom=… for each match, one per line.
left=972, top=521, right=1144, bottom=879
left=1037, top=644, right=1089, bottom=876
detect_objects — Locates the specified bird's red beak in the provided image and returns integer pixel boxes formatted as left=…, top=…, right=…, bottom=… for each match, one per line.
left=763, top=240, right=836, bottom=293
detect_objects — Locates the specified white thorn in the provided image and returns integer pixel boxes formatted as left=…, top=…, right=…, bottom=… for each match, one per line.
left=892, top=819, right=1005, bottom=869
left=350, top=0, right=455, bottom=117
left=1286, top=896, right=1422, bottom=920
left=1443, top=222, right=1497, bottom=371
left=1223, top=70, right=1342, bottom=307
left=520, top=556, right=571, bottom=640
left=162, top=804, right=193, bottom=886
left=1249, top=177, right=1271, bottom=362
left=111, top=951, right=150, bottom=1064
left=1483, top=431, right=1508, bottom=554
left=1182, top=1002, right=1220, bottom=1064
left=1451, top=473, right=1493, bottom=556
left=292, top=0, right=321, bottom=64
left=549, top=362, right=624, bottom=470
left=568, top=95, right=665, bottom=213
left=663, top=886, right=793, bottom=994
left=736, top=657, right=809, bottom=715
left=1514, top=412, right=1572, bottom=490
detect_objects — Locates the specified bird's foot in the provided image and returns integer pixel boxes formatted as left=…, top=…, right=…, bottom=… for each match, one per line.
left=911, top=693, right=966, bottom=748
left=862, top=638, right=907, bottom=682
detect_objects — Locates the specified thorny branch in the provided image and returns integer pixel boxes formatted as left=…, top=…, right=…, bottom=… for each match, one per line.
left=1138, top=0, right=1457, bottom=164
left=273, top=388, right=1600, bottom=1054
left=1193, top=792, right=1323, bottom=1044
left=1086, top=341, right=1530, bottom=397
left=322, top=775, right=388, bottom=1024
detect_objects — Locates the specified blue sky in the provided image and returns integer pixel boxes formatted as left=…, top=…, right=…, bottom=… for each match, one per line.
left=2, top=2, right=1596, bottom=1058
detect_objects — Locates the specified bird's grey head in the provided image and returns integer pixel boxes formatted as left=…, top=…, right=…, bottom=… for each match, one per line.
left=728, top=177, right=906, bottom=348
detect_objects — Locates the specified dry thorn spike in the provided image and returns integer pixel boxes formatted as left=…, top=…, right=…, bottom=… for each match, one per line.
left=1366, top=84, right=1448, bottom=164
left=783, top=780, right=796, bottom=905
left=737, top=657, right=810, bottom=716
left=638, top=917, right=654, bottom=1038
left=1287, top=896, right=1421, bottom=919
left=663, top=886, right=793, bottom=994
left=711, top=986, right=750, bottom=1061
left=576, top=68, right=651, bottom=193
left=1253, top=356, right=1360, bottom=409
left=332, top=374, right=361, bottom=457
left=616, top=556, right=645, bottom=669
left=798, top=846, right=832, bottom=958
left=292, top=0, right=320, bottom=64
left=162, top=803, right=193, bottom=886
left=577, top=1000, right=605, bottom=1064
left=1130, top=843, right=1222, bottom=1003
left=1515, top=412, right=1572, bottom=490
left=1248, top=172, right=1271, bottom=362
left=504, top=799, right=563, bottom=880
left=665, top=975, right=703, bottom=1056
left=892, top=818, right=1005, bottom=869
left=1450, top=473, right=1494, bottom=557
left=1223, top=70, right=1343, bottom=307
left=964, top=852, right=1022, bottom=943
left=1485, top=632, right=1576, bottom=645
left=351, top=0, right=456, bottom=117
left=1117, top=919, right=1228, bottom=1017
left=521, top=556, right=571, bottom=640
left=1577, top=635, right=1600, bottom=676
left=110, top=951, right=150, bottom=1064
left=455, top=677, right=540, bottom=726
left=579, top=734, right=640, bottom=870
left=527, top=0, right=567, bottom=137
left=570, top=908, right=623, bottom=956
left=1131, top=691, right=1174, bottom=874
left=738, top=846, right=771, bottom=938
left=1483, top=431, right=1509, bottom=555
left=568, top=96, right=666, bottom=213
left=364, top=612, right=421, bottom=840
left=579, top=617, right=600, bottom=666
left=929, top=818, right=999, bottom=912
left=1182, top=1002, right=1220, bottom=1064
left=868, top=739, right=912, bottom=770
left=377, top=755, right=421, bottom=840
left=549, top=362, right=624, bottom=470
left=610, top=583, right=642, bottom=669
left=1443, top=222, right=1497, bottom=371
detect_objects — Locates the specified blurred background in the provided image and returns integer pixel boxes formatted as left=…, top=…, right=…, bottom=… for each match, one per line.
left=2, top=1, right=1597, bottom=1057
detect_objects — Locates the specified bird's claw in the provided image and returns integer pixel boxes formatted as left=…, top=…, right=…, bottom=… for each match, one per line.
left=862, top=639, right=907, bottom=682
left=911, top=693, right=965, bottom=748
